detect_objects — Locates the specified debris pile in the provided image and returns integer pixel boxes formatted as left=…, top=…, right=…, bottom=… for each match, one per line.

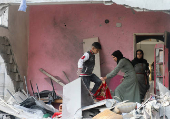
left=81, top=81, right=170, bottom=119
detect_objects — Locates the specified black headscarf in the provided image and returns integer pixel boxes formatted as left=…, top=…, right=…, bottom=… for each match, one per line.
left=132, top=49, right=148, bottom=67
left=112, top=50, right=123, bottom=64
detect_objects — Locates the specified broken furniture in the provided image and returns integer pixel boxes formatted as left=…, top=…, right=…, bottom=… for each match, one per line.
left=62, top=77, right=94, bottom=119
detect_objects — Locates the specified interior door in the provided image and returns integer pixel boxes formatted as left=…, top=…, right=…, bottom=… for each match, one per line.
left=83, top=37, right=101, bottom=89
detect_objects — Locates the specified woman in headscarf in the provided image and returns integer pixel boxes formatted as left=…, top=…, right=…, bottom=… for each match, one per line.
left=132, top=49, right=150, bottom=102
left=100, top=50, right=141, bottom=103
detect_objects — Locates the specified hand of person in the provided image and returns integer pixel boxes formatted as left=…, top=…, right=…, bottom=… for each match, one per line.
left=59, top=104, right=62, bottom=112
left=146, top=70, right=150, bottom=76
left=100, top=77, right=107, bottom=81
left=120, top=78, right=124, bottom=83
left=77, top=68, right=82, bottom=76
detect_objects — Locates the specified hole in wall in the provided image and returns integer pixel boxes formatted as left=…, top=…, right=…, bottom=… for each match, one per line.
left=105, top=19, right=109, bottom=24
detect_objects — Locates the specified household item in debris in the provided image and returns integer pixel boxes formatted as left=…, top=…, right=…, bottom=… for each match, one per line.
left=20, top=96, right=36, bottom=108
left=43, top=113, right=51, bottom=118
left=20, top=96, right=55, bottom=115
left=62, top=77, right=94, bottom=119
left=7, top=91, right=27, bottom=105
left=34, top=100, right=55, bottom=115
left=0, top=99, right=44, bottom=119
left=82, top=99, right=116, bottom=111
left=34, top=90, right=61, bottom=103
left=116, top=102, right=137, bottom=113
left=7, top=89, right=19, bottom=104
left=82, top=108, right=100, bottom=118
left=94, top=81, right=112, bottom=101
left=52, top=112, right=62, bottom=118
left=92, top=109, right=123, bottom=119
left=113, top=106, right=121, bottom=114
left=44, top=77, right=63, bottom=98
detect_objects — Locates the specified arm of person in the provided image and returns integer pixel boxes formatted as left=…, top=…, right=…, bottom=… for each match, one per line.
left=145, top=60, right=150, bottom=90
left=106, top=59, right=125, bottom=79
left=146, top=62, right=150, bottom=76
left=77, top=52, right=89, bottom=75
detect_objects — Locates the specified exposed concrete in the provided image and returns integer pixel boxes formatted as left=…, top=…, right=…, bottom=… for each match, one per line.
left=8, top=5, right=29, bottom=80
left=0, top=27, right=9, bottom=37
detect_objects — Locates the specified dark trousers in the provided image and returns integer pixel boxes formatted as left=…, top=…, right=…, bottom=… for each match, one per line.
left=81, top=74, right=102, bottom=94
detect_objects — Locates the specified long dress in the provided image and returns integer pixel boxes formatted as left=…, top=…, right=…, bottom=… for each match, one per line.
left=134, top=63, right=149, bottom=102
left=106, top=58, right=141, bottom=103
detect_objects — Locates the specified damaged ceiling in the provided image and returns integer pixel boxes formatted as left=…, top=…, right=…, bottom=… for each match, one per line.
left=0, top=0, right=170, bottom=15
left=0, top=4, right=8, bottom=16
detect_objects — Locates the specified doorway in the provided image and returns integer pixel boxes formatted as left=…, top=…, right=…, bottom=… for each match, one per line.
left=134, top=33, right=170, bottom=90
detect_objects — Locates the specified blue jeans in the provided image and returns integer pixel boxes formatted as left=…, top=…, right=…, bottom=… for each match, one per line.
left=81, top=74, right=102, bottom=94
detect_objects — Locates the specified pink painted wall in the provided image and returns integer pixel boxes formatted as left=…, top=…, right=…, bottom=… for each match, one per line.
left=28, top=4, right=170, bottom=95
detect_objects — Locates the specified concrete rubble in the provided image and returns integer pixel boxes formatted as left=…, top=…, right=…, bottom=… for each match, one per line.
left=62, top=78, right=170, bottom=119
left=0, top=76, right=170, bottom=119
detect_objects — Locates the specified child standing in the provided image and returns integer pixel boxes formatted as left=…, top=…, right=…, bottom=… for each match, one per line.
left=77, top=42, right=102, bottom=95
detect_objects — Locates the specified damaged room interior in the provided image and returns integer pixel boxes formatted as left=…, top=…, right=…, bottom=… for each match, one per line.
left=0, top=0, right=170, bottom=119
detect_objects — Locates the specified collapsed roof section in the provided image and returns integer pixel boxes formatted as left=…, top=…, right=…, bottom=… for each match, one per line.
left=0, top=0, right=170, bottom=16
left=0, top=0, right=169, bottom=10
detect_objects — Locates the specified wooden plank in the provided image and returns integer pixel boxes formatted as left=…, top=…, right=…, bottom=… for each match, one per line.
left=39, top=68, right=65, bottom=86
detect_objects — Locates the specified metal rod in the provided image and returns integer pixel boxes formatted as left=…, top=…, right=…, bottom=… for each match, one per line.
left=29, top=79, right=35, bottom=95
left=19, top=96, right=24, bottom=101
left=24, top=76, right=29, bottom=97
left=36, top=83, right=40, bottom=100
left=6, top=89, right=19, bottom=103
left=50, top=79, right=55, bottom=92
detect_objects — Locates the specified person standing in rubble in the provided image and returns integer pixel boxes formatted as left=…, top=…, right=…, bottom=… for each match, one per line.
left=132, top=49, right=150, bottom=102
left=77, top=42, right=102, bottom=95
left=100, top=50, right=141, bottom=103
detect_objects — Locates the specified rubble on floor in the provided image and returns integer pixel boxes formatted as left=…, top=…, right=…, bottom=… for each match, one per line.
left=89, top=81, right=170, bottom=119
left=1, top=75, right=170, bottom=119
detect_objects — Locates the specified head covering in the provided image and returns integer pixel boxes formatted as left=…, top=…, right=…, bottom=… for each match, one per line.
left=112, top=50, right=123, bottom=64
left=132, top=49, right=148, bottom=66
